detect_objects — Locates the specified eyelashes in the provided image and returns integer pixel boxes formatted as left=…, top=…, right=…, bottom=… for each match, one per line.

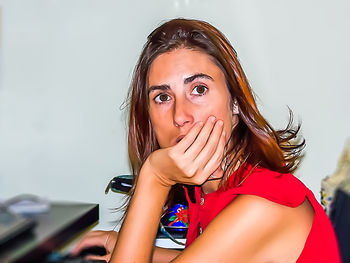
left=153, top=85, right=209, bottom=104
left=154, top=93, right=171, bottom=103
left=191, top=85, right=208, bottom=96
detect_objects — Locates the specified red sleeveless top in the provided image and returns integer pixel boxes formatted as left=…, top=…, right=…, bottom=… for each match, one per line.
left=184, top=165, right=341, bottom=262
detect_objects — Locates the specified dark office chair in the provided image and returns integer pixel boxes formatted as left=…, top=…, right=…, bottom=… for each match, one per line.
left=330, top=189, right=350, bottom=263
left=105, top=175, right=188, bottom=246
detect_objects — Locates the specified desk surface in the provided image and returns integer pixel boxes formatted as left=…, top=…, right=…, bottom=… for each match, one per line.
left=0, top=202, right=98, bottom=263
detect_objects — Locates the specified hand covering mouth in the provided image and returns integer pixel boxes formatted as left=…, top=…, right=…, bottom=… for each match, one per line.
left=176, top=135, right=185, bottom=144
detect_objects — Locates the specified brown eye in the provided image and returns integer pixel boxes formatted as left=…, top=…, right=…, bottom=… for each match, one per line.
left=159, top=94, right=169, bottom=101
left=192, top=85, right=208, bottom=95
left=154, top=93, right=171, bottom=103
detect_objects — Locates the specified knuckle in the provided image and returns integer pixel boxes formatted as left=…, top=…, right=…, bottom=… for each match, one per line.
left=193, top=176, right=205, bottom=185
left=186, top=166, right=197, bottom=178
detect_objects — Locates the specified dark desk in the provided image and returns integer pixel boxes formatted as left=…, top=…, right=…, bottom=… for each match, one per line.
left=0, top=202, right=99, bottom=263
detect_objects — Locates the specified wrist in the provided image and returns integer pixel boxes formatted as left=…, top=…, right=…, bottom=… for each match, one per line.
left=140, top=157, right=175, bottom=189
left=111, top=158, right=171, bottom=262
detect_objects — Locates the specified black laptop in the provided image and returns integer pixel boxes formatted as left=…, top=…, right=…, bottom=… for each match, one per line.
left=0, top=205, right=36, bottom=247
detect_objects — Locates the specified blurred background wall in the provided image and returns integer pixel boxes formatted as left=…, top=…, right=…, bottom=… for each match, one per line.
left=0, top=0, right=349, bottom=229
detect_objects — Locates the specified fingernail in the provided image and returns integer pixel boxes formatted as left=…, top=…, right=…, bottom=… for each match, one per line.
left=217, top=120, right=223, bottom=126
left=209, top=116, right=216, bottom=122
left=198, top=121, right=204, bottom=126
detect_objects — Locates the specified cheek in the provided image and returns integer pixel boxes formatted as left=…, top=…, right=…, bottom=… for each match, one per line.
left=151, top=125, right=168, bottom=148
left=149, top=108, right=169, bottom=130
left=149, top=113, right=174, bottom=148
left=201, top=102, right=232, bottom=125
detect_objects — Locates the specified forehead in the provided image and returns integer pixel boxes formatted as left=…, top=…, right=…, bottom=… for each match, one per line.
left=148, top=48, right=225, bottom=85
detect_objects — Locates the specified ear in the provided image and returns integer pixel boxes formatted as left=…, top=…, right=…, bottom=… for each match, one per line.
left=232, top=99, right=239, bottom=115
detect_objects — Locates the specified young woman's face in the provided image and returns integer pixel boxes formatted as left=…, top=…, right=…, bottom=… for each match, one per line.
left=148, top=48, right=237, bottom=148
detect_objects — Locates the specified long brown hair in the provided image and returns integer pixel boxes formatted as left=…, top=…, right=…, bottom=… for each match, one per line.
left=126, top=18, right=305, bottom=206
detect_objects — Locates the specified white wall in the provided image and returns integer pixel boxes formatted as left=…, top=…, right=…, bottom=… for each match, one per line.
left=0, top=0, right=349, bottom=229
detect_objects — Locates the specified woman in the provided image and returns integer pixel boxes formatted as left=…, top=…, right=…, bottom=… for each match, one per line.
left=73, top=18, right=340, bottom=262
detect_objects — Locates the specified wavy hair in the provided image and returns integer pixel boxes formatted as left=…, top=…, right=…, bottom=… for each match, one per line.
left=125, top=18, right=305, bottom=208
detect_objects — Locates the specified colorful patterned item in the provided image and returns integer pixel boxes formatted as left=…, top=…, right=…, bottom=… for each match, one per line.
left=161, top=204, right=188, bottom=230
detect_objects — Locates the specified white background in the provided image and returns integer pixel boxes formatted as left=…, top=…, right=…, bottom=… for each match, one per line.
left=0, top=0, right=349, bottom=230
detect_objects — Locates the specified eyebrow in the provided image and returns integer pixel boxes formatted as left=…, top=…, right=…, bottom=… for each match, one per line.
left=184, top=73, right=213, bottom=84
left=148, top=73, right=213, bottom=94
left=148, top=84, right=170, bottom=94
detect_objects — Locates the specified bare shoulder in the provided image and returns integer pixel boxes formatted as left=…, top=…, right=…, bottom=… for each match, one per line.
left=173, top=194, right=314, bottom=263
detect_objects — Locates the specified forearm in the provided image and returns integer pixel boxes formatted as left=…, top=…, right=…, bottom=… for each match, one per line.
left=152, top=247, right=182, bottom=263
left=110, top=160, right=171, bottom=263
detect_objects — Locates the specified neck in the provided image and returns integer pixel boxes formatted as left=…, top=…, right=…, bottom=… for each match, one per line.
left=201, top=168, right=223, bottom=195
left=200, top=159, right=243, bottom=195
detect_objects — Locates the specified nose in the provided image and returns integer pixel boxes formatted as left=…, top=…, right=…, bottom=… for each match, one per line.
left=173, top=99, right=194, bottom=128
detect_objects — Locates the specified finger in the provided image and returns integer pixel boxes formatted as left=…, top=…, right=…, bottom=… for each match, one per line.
left=193, top=119, right=224, bottom=175
left=85, top=254, right=110, bottom=262
left=175, top=121, right=203, bottom=152
left=184, top=116, right=217, bottom=158
left=71, top=232, right=108, bottom=255
left=204, top=129, right=226, bottom=177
